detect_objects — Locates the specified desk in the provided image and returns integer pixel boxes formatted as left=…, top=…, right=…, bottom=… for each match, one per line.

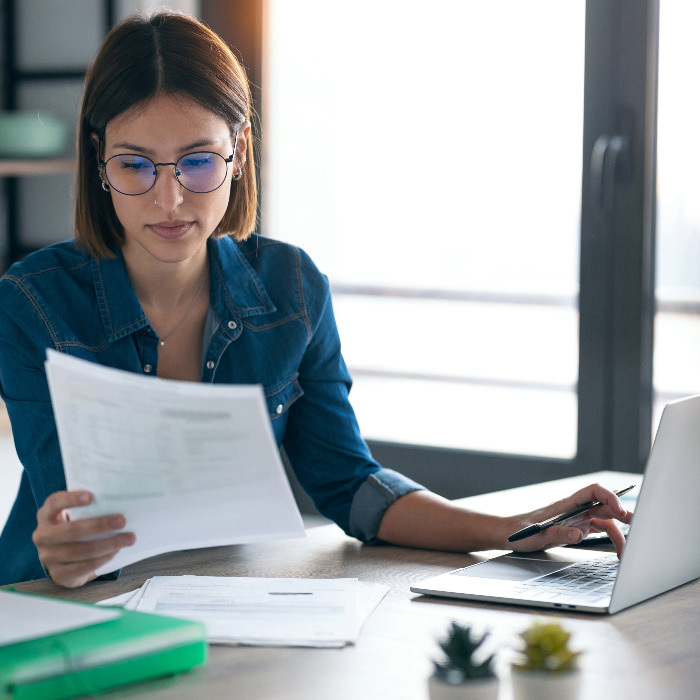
left=9, top=472, right=699, bottom=699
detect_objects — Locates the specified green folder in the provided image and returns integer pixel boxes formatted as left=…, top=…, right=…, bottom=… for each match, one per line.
left=0, top=592, right=207, bottom=700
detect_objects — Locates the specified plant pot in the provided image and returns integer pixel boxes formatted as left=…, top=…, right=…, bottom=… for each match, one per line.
left=427, top=673, right=499, bottom=700
left=510, top=667, right=581, bottom=700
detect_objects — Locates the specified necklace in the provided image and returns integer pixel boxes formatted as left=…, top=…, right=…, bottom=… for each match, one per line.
left=156, top=271, right=209, bottom=347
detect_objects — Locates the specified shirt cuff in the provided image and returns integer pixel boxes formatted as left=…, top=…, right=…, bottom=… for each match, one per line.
left=96, top=569, right=121, bottom=581
left=348, top=468, right=425, bottom=543
left=41, top=564, right=120, bottom=583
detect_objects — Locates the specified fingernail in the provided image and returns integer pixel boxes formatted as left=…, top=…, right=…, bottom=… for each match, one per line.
left=124, top=533, right=136, bottom=546
left=567, top=530, right=581, bottom=543
left=110, top=516, right=125, bottom=529
left=78, top=492, right=91, bottom=504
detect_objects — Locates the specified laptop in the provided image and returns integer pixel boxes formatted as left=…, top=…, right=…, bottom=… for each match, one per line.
left=410, top=394, right=700, bottom=614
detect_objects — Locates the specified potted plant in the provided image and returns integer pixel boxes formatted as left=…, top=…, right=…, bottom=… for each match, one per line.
left=510, top=620, right=581, bottom=700
left=428, top=621, right=499, bottom=699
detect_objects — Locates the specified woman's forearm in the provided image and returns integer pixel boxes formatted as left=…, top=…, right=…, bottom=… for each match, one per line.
left=376, top=490, right=511, bottom=552
left=376, top=483, right=631, bottom=556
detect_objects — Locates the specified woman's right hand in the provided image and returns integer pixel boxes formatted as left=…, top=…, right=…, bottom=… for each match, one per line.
left=32, top=490, right=136, bottom=588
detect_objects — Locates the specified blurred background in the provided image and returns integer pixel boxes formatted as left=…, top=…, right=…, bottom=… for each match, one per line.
left=0, top=1, right=697, bottom=521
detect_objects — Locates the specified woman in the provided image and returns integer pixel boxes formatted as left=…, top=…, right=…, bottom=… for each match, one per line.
left=0, top=11, right=631, bottom=588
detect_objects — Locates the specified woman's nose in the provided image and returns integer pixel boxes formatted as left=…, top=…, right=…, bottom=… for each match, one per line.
left=152, top=164, right=184, bottom=211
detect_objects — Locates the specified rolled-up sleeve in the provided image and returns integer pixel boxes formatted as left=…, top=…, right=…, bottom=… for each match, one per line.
left=348, top=468, right=425, bottom=542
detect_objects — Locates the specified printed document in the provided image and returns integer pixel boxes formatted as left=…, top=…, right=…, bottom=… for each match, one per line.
left=45, top=351, right=305, bottom=575
left=98, top=576, right=390, bottom=647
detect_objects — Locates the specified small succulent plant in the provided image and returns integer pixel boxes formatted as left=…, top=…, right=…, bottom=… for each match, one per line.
left=512, top=620, right=580, bottom=674
left=433, top=622, right=496, bottom=684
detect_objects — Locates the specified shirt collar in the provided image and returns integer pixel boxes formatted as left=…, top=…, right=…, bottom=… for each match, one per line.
left=91, top=235, right=276, bottom=343
left=207, top=235, right=276, bottom=321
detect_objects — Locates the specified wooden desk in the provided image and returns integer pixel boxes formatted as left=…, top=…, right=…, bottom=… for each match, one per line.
left=9, top=472, right=699, bottom=699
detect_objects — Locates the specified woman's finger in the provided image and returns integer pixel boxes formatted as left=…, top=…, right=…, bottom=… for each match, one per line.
left=39, top=531, right=136, bottom=588
left=33, top=513, right=128, bottom=548
left=36, top=490, right=93, bottom=524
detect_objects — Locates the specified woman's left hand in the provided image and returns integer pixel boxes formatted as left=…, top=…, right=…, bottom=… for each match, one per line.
left=506, top=483, right=633, bottom=557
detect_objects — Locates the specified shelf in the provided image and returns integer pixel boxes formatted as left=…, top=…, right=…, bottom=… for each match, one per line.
left=0, top=158, right=75, bottom=177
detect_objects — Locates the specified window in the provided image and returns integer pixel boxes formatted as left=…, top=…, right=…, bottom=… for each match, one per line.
left=255, top=0, right=659, bottom=495
left=264, top=0, right=584, bottom=459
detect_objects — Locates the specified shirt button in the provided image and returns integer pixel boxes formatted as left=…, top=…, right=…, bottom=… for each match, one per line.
left=143, top=364, right=153, bottom=373
left=206, top=360, right=215, bottom=370
left=228, top=320, right=237, bottom=330
left=275, top=404, right=284, bottom=415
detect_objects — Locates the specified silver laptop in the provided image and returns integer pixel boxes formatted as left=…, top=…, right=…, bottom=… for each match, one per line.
left=411, top=394, right=700, bottom=614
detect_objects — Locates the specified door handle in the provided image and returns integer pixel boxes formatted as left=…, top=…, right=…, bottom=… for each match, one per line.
left=591, top=134, right=629, bottom=212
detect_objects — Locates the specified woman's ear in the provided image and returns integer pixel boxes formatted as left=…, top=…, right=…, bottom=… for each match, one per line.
left=235, top=120, right=251, bottom=167
left=90, top=134, right=111, bottom=191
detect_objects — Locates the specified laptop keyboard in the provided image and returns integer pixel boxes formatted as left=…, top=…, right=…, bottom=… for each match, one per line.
left=513, top=557, right=619, bottom=603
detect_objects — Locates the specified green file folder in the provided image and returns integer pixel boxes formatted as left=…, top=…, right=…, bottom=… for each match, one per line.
left=0, top=592, right=207, bottom=700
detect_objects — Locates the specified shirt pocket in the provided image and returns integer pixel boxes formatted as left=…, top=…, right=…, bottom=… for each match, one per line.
left=265, top=374, right=303, bottom=421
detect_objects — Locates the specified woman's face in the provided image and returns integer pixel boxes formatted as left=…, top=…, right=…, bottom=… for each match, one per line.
left=101, top=94, right=243, bottom=268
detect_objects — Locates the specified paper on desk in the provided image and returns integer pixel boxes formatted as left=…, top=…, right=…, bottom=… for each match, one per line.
left=0, top=590, right=120, bottom=646
left=97, top=590, right=140, bottom=608
left=45, top=351, right=305, bottom=575
left=98, top=576, right=389, bottom=647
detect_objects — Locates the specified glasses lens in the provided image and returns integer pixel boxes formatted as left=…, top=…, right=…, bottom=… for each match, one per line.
left=177, top=152, right=228, bottom=193
left=106, top=155, right=156, bottom=195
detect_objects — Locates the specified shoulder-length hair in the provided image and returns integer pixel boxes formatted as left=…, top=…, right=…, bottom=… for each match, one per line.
left=75, top=11, right=257, bottom=258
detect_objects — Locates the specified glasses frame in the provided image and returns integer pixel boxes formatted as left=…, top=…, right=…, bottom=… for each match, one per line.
left=98, top=130, right=238, bottom=196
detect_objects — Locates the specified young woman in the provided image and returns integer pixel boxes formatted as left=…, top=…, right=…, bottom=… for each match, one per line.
left=0, top=11, right=631, bottom=588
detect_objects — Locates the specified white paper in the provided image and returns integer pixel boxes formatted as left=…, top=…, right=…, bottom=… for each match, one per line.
left=357, top=581, right=390, bottom=627
left=45, top=351, right=305, bottom=575
left=96, top=590, right=140, bottom=608
left=0, top=590, right=120, bottom=646
left=101, top=575, right=386, bottom=647
left=98, top=578, right=390, bottom=647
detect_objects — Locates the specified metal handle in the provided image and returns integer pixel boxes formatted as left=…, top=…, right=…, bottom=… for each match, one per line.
left=591, top=134, right=629, bottom=212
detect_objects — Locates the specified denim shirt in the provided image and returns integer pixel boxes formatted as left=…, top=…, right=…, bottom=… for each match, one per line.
left=0, top=234, right=423, bottom=584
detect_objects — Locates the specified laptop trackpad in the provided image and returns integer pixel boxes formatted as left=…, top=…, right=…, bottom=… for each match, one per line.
left=452, top=555, right=571, bottom=582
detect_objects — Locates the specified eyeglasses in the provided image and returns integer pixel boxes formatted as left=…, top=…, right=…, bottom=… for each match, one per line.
left=99, top=150, right=235, bottom=195
left=98, top=131, right=238, bottom=196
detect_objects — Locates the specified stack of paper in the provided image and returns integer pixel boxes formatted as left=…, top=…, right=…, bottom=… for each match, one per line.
left=99, top=576, right=389, bottom=648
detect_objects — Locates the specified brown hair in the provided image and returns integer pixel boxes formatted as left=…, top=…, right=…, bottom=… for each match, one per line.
left=75, top=11, right=257, bottom=258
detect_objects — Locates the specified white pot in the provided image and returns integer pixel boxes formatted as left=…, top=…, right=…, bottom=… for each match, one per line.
left=510, top=668, right=581, bottom=700
left=427, top=673, right=500, bottom=700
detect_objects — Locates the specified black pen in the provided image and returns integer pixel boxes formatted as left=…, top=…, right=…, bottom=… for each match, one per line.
left=507, top=485, right=636, bottom=543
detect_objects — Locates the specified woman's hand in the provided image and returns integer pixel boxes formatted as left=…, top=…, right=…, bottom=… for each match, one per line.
left=32, top=490, right=136, bottom=588
left=506, top=483, right=633, bottom=557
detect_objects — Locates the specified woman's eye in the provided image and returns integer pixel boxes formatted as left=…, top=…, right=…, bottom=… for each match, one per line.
left=181, top=156, right=214, bottom=169
left=119, top=160, right=151, bottom=171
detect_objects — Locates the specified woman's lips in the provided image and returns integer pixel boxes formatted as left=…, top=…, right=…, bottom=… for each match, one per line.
left=147, top=221, right=193, bottom=239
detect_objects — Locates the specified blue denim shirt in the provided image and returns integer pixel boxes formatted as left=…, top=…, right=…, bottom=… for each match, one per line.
left=0, top=234, right=423, bottom=584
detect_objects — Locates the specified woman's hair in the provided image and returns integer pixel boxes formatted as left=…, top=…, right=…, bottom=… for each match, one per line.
left=75, top=11, right=257, bottom=257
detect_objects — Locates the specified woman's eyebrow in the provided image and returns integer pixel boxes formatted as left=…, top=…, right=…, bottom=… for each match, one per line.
left=110, top=138, right=224, bottom=155
left=111, top=141, right=154, bottom=154
left=181, top=138, right=223, bottom=151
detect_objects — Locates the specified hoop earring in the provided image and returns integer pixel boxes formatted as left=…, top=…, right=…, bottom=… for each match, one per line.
left=232, top=167, right=243, bottom=181
left=100, top=178, right=110, bottom=192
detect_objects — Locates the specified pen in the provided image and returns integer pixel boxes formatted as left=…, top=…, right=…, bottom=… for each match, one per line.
left=507, top=485, right=636, bottom=543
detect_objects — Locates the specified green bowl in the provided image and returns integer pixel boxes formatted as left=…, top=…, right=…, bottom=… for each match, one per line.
left=0, top=111, right=69, bottom=158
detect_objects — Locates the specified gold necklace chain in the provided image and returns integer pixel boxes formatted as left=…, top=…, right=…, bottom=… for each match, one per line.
left=156, top=272, right=209, bottom=347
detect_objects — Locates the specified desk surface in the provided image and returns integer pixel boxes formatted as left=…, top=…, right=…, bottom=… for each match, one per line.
left=9, top=472, right=699, bottom=700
